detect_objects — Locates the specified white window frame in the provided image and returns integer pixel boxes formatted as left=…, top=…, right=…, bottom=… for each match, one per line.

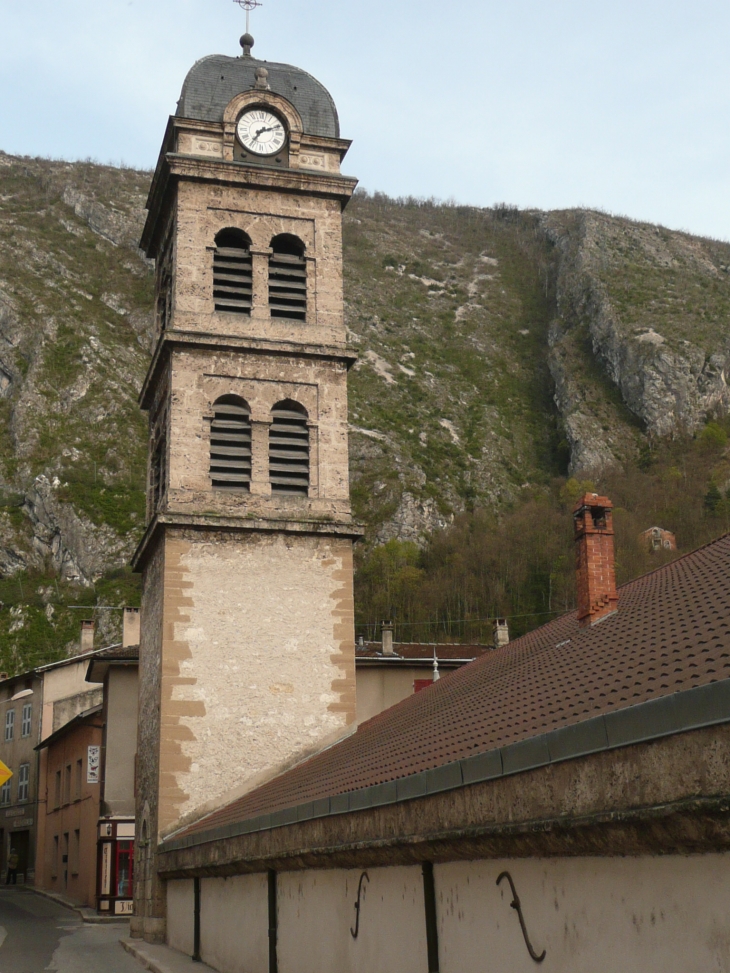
left=0, top=780, right=10, bottom=805
left=21, top=703, right=31, bottom=738
left=17, top=763, right=29, bottom=803
left=4, top=709, right=14, bottom=742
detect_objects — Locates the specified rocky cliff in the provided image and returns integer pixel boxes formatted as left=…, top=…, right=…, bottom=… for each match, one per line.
left=545, top=210, right=730, bottom=474
left=0, top=152, right=728, bottom=668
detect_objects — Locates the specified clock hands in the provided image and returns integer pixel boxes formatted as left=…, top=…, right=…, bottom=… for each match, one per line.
left=254, top=125, right=281, bottom=140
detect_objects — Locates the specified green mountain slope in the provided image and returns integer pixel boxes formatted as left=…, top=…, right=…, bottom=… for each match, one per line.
left=0, top=153, right=728, bottom=668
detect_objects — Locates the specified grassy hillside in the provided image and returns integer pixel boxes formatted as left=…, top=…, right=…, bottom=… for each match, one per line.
left=0, top=154, right=729, bottom=671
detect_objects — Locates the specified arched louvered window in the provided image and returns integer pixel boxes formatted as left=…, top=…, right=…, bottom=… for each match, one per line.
left=213, top=229, right=253, bottom=315
left=269, top=400, right=309, bottom=496
left=209, top=395, right=252, bottom=490
left=269, top=235, right=307, bottom=321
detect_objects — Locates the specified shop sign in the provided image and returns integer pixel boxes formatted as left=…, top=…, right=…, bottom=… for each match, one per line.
left=100, top=842, right=112, bottom=895
left=87, top=746, right=101, bottom=784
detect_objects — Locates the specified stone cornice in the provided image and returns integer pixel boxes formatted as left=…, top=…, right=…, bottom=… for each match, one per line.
left=131, top=511, right=364, bottom=572
left=139, top=330, right=358, bottom=411
left=141, top=150, right=358, bottom=256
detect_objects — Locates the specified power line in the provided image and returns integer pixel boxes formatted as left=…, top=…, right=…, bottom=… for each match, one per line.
left=356, top=609, right=571, bottom=628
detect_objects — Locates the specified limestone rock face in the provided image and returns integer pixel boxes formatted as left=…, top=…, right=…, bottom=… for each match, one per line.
left=545, top=211, right=730, bottom=475
left=24, top=475, right=136, bottom=585
left=0, top=153, right=729, bottom=573
left=0, top=152, right=151, bottom=583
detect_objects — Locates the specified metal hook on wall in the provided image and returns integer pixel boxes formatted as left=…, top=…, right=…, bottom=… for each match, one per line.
left=496, top=871, right=546, bottom=964
left=350, top=871, right=370, bottom=939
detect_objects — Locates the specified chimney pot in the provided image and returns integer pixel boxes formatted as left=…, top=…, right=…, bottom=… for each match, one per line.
left=123, top=607, right=141, bottom=648
left=573, top=493, right=618, bottom=627
left=381, top=621, right=394, bottom=656
left=493, top=618, right=509, bottom=649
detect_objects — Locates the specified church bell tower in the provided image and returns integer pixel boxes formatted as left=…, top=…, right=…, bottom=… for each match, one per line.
left=131, top=32, right=359, bottom=941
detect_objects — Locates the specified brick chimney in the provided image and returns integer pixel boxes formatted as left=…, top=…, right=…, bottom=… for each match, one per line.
left=573, top=493, right=618, bottom=627
left=381, top=621, right=394, bottom=655
left=80, top=619, right=95, bottom=654
left=123, top=607, right=140, bottom=647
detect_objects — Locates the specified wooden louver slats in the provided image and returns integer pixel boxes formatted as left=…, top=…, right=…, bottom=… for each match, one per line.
left=210, top=401, right=252, bottom=490
left=269, top=252, right=307, bottom=321
left=214, top=244, right=253, bottom=315
left=269, top=406, right=309, bottom=495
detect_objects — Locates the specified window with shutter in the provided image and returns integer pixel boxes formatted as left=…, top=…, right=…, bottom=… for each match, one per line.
left=213, top=229, right=253, bottom=315
left=210, top=396, right=252, bottom=490
left=269, top=235, right=307, bottom=321
left=269, top=401, right=309, bottom=496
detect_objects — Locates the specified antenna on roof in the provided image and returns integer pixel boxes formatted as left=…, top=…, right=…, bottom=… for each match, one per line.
left=234, top=0, right=262, bottom=51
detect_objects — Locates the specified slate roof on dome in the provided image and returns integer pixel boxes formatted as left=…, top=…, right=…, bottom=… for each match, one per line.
left=171, top=531, right=730, bottom=842
left=176, top=53, right=340, bottom=138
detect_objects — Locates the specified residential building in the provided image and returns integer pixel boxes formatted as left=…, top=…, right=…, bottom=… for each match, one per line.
left=34, top=706, right=103, bottom=907
left=86, top=608, right=139, bottom=915
left=33, top=633, right=105, bottom=891
left=641, top=526, right=677, bottom=551
left=0, top=628, right=105, bottom=886
left=355, top=631, right=489, bottom=723
left=0, top=671, right=42, bottom=883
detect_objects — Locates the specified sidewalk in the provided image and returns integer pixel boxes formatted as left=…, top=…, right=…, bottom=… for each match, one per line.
left=121, top=939, right=216, bottom=973
left=32, top=885, right=129, bottom=924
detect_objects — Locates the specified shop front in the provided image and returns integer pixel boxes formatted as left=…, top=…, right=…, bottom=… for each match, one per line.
left=97, top=819, right=134, bottom=915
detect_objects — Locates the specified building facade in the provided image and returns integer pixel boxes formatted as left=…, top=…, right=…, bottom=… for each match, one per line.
left=355, top=636, right=489, bottom=724
left=132, top=36, right=360, bottom=941
left=0, top=672, right=42, bottom=883
left=641, top=526, right=677, bottom=551
left=35, top=707, right=102, bottom=908
left=86, top=626, right=139, bottom=915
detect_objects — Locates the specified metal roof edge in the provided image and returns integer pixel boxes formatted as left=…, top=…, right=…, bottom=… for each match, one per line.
left=161, top=678, right=730, bottom=854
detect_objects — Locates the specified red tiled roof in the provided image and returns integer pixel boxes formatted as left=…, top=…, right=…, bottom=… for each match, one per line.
left=174, top=532, right=730, bottom=840
left=356, top=643, right=489, bottom=662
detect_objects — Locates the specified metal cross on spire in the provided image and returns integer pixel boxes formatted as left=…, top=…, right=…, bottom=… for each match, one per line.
left=233, top=0, right=262, bottom=35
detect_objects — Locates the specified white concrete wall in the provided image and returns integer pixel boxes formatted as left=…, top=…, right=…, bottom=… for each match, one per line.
left=169, top=854, right=730, bottom=973
left=356, top=667, right=433, bottom=724
left=104, top=667, right=138, bottom=816
left=200, top=875, right=269, bottom=973
left=41, top=660, right=102, bottom=739
left=166, top=879, right=195, bottom=957
left=436, top=856, right=730, bottom=973
left=277, top=866, right=427, bottom=973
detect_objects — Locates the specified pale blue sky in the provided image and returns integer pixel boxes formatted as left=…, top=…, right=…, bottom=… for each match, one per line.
left=1, top=0, right=728, bottom=239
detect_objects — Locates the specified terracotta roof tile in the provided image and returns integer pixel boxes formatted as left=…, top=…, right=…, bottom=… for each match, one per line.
left=174, top=532, right=730, bottom=840
left=356, top=643, right=489, bottom=662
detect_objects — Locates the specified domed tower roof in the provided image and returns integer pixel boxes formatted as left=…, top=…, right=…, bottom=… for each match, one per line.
left=176, top=51, right=340, bottom=139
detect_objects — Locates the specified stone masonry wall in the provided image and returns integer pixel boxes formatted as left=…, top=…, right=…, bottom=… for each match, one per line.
left=132, top=535, right=166, bottom=940
left=156, top=528, right=356, bottom=837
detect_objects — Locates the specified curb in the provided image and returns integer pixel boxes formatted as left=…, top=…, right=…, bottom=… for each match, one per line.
left=31, top=885, right=129, bottom=924
left=121, top=938, right=216, bottom=972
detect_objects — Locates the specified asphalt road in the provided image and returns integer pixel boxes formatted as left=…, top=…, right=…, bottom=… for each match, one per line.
left=0, top=887, right=142, bottom=972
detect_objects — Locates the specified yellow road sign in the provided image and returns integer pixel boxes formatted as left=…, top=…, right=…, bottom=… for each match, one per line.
left=0, top=761, right=12, bottom=787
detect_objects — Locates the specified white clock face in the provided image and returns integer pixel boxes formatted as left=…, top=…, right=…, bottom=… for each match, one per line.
left=236, top=109, right=287, bottom=156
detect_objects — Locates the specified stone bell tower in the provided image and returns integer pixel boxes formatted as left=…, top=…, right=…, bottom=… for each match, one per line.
left=131, top=33, right=359, bottom=941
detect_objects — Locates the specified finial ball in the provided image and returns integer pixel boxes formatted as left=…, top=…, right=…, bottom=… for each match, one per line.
left=240, top=32, right=255, bottom=55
